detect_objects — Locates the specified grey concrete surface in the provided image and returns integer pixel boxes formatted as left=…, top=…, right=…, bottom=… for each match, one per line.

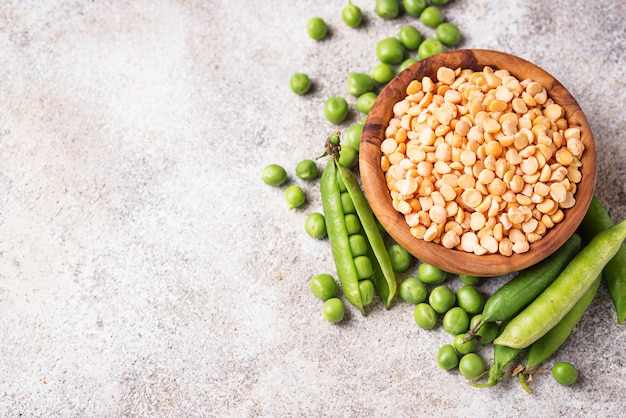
left=0, top=1, right=625, bottom=417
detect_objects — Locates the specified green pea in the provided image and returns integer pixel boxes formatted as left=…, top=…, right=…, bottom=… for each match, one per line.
left=285, top=185, right=305, bottom=210
left=552, top=362, right=579, bottom=386
left=307, top=17, right=327, bottom=40
left=399, top=277, right=427, bottom=304
left=344, top=123, right=363, bottom=151
left=371, top=63, right=396, bottom=85
left=429, top=285, right=456, bottom=314
left=349, top=234, right=368, bottom=257
left=323, top=298, right=345, bottom=323
left=354, top=255, right=373, bottom=280
left=435, top=22, right=461, bottom=46
left=295, top=159, right=318, bottom=180
left=443, top=307, right=470, bottom=335
left=338, top=145, right=358, bottom=168
left=459, top=274, right=482, bottom=286
left=420, top=6, right=444, bottom=28
left=459, top=353, right=486, bottom=380
left=305, top=212, right=327, bottom=239
left=347, top=72, right=375, bottom=97
left=376, top=37, right=404, bottom=65
left=262, top=164, right=287, bottom=186
left=453, top=333, right=477, bottom=355
left=324, top=96, right=349, bottom=124
left=387, top=243, right=411, bottom=272
left=344, top=214, right=361, bottom=235
left=430, top=0, right=449, bottom=5
left=342, top=1, right=363, bottom=28
left=375, top=0, right=400, bottom=19
left=398, top=58, right=418, bottom=73
left=341, top=192, right=356, bottom=214
left=402, top=0, right=427, bottom=17
left=456, top=285, right=485, bottom=314
left=290, top=73, right=311, bottom=95
left=414, top=303, right=438, bottom=329
left=417, top=38, right=445, bottom=60
left=418, top=262, right=447, bottom=284
left=336, top=169, right=347, bottom=192
left=356, top=92, right=378, bottom=114
left=437, top=344, right=459, bottom=370
left=309, top=273, right=338, bottom=300
left=359, top=279, right=375, bottom=306
left=398, top=25, right=422, bottom=50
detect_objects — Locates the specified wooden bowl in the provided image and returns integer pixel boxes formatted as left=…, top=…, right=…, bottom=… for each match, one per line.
left=360, top=49, right=596, bottom=276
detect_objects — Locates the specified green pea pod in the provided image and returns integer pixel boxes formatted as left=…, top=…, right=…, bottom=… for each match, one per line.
left=473, top=322, right=522, bottom=388
left=321, top=160, right=364, bottom=315
left=471, top=234, right=582, bottom=334
left=494, top=219, right=626, bottom=349
left=579, top=195, right=626, bottom=324
left=336, top=163, right=397, bottom=308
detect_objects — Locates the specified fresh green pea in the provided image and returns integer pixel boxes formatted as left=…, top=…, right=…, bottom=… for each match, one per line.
left=324, top=96, right=349, bottom=124
left=402, top=0, right=427, bottom=17
left=376, top=37, right=404, bottom=65
left=307, top=17, right=327, bottom=40
left=359, top=279, right=375, bottom=306
left=414, top=303, right=438, bottom=329
left=387, top=243, right=411, bottom=272
left=354, top=255, right=373, bottom=279
left=375, top=0, right=400, bottom=19
left=443, top=306, right=469, bottom=335
left=435, top=22, right=461, bottom=46
left=356, top=92, right=378, bottom=114
left=338, top=145, right=358, bottom=168
left=417, top=38, right=445, bottom=59
left=344, top=214, right=361, bottom=235
left=418, top=262, right=447, bottom=284
left=552, top=362, right=578, bottom=386
left=347, top=72, right=375, bottom=97
left=459, top=274, right=482, bottom=286
left=342, top=1, right=363, bottom=28
left=285, top=185, right=305, bottom=209
left=429, top=285, right=455, bottom=314
left=453, top=333, right=477, bottom=355
left=295, top=159, right=318, bottom=180
left=399, top=277, right=427, bottom=304
left=262, top=164, right=287, bottom=186
left=398, top=58, right=418, bottom=73
left=323, top=298, right=345, bottom=323
left=437, top=344, right=459, bottom=370
left=336, top=169, right=347, bottom=192
left=349, top=234, right=368, bottom=257
left=459, top=353, right=486, bottom=381
left=289, top=73, right=311, bottom=95
left=309, top=273, right=338, bottom=300
left=430, top=0, right=449, bottom=5
left=398, top=25, right=422, bottom=50
left=371, top=63, right=396, bottom=84
left=344, top=123, right=363, bottom=151
left=341, top=192, right=356, bottom=214
left=456, top=285, right=484, bottom=315
left=305, top=212, right=327, bottom=239
left=420, top=6, right=445, bottom=28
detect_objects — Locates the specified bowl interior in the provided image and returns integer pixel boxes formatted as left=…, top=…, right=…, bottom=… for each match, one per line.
left=360, top=49, right=596, bottom=276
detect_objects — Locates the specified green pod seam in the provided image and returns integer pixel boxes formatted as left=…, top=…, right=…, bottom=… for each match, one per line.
left=321, top=160, right=364, bottom=314
left=579, top=195, right=626, bottom=324
left=494, top=220, right=626, bottom=349
left=337, top=162, right=397, bottom=308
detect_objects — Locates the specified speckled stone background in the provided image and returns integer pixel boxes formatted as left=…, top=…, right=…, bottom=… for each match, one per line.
left=0, top=1, right=624, bottom=417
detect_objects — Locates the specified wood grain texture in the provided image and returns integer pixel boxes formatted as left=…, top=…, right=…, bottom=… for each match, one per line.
left=359, top=49, right=596, bottom=276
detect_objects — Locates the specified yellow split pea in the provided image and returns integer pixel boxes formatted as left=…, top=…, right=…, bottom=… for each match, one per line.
left=381, top=66, right=584, bottom=256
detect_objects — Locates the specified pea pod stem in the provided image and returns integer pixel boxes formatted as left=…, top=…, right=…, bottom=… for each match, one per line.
left=579, top=195, right=626, bottom=324
left=494, top=220, right=626, bottom=349
left=473, top=322, right=522, bottom=388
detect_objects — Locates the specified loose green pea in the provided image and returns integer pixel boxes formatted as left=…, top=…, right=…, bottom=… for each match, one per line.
left=347, top=72, right=375, bottom=97
left=307, top=17, right=327, bottom=40
left=344, top=214, right=361, bottom=235
left=414, top=303, right=438, bottom=329
left=552, top=362, right=579, bottom=386
left=323, top=298, right=345, bottom=323
left=342, top=1, right=363, bottom=28
left=305, top=212, right=327, bottom=239
left=356, top=92, right=378, bottom=114
left=344, top=123, right=363, bottom=151
left=430, top=0, right=449, bottom=5
left=459, top=274, right=482, bottom=286
left=324, top=96, right=349, bottom=124
left=341, top=192, right=356, bottom=214
left=349, top=234, right=368, bottom=257
left=310, top=273, right=338, bottom=300
left=295, top=159, right=318, bottom=180
left=359, top=279, right=375, bottom=306
left=402, top=0, right=427, bottom=17
left=418, top=262, right=447, bottom=284
left=459, top=353, right=486, bottom=380
left=453, top=333, right=477, bottom=355
left=429, top=285, right=456, bottom=314
left=375, top=0, right=400, bottom=19
left=290, top=73, right=311, bottom=95
left=443, top=307, right=470, bottom=335
left=376, top=37, right=404, bottom=65
left=399, top=277, right=427, bottom=304
left=417, top=38, right=445, bottom=60
left=435, top=22, right=461, bottom=47
left=398, top=58, right=418, bottom=73
left=437, top=344, right=459, bottom=370
left=387, top=243, right=412, bottom=272
left=398, top=25, right=422, bottom=50
left=338, top=145, right=358, bottom=168
left=262, top=164, right=287, bottom=186
left=456, top=285, right=484, bottom=314
left=285, top=185, right=305, bottom=209
left=354, top=255, right=373, bottom=279
left=420, top=6, right=444, bottom=28
left=371, top=63, right=396, bottom=85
